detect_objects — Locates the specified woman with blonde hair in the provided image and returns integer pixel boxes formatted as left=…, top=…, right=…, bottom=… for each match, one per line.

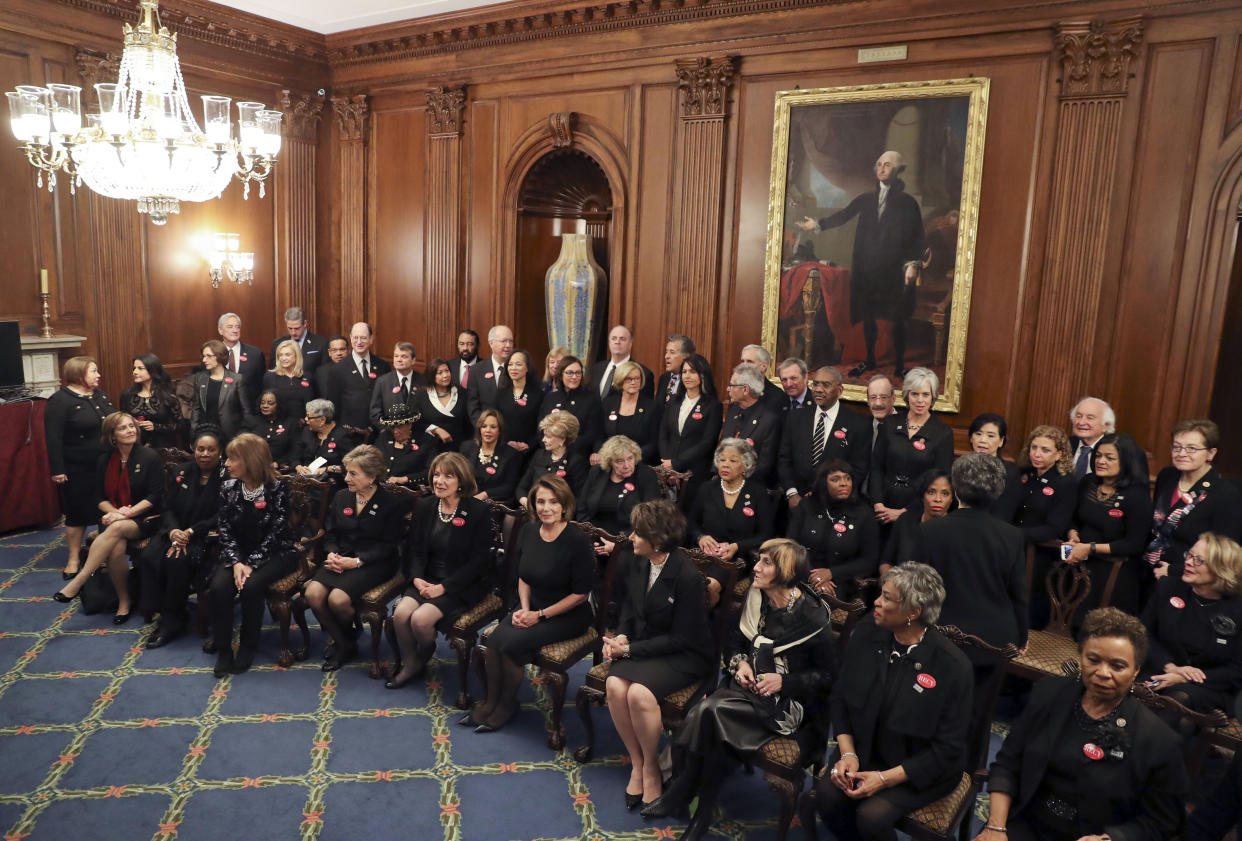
left=598, top=361, right=659, bottom=465
left=579, top=435, right=661, bottom=536
left=262, top=339, right=315, bottom=423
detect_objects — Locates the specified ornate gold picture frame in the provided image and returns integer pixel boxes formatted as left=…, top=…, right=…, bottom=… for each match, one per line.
left=761, top=77, right=989, bottom=412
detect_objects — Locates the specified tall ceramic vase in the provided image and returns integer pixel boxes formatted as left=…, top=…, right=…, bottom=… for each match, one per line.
left=545, top=233, right=606, bottom=363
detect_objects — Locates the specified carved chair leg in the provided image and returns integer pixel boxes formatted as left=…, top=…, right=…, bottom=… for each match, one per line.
left=572, top=685, right=602, bottom=763
left=269, top=597, right=294, bottom=668
left=289, top=594, right=311, bottom=662
left=363, top=607, right=384, bottom=679
left=384, top=615, right=400, bottom=681
left=765, top=771, right=802, bottom=841
left=471, top=642, right=489, bottom=707
left=543, top=670, right=568, bottom=751
left=449, top=634, right=475, bottom=710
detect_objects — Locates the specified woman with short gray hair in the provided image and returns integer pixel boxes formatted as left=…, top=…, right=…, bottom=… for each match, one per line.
left=870, top=367, right=954, bottom=525
left=295, top=397, right=353, bottom=476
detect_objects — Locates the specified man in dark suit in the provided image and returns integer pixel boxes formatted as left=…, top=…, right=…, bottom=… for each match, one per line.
left=590, top=324, right=655, bottom=400
left=722, top=363, right=782, bottom=486
left=217, top=312, right=265, bottom=412
left=369, top=341, right=423, bottom=429
left=322, top=322, right=391, bottom=429
left=655, top=334, right=694, bottom=407
left=447, top=329, right=479, bottom=391
left=466, top=324, right=514, bottom=423
left=740, top=343, right=787, bottom=415
left=798, top=150, right=925, bottom=377
left=1067, top=395, right=1151, bottom=481
left=775, top=358, right=812, bottom=414
left=779, top=365, right=871, bottom=505
left=315, top=335, right=349, bottom=396
left=862, top=373, right=897, bottom=498
left=269, top=306, right=327, bottom=377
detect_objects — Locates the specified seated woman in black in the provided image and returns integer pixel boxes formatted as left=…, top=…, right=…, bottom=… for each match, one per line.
left=579, top=435, right=662, bottom=537
left=262, top=339, right=316, bottom=424
left=463, top=474, right=593, bottom=732
left=304, top=445, right=407, bottom=671
left=414, top=357, right=471, bottom=453
left=601, top=500, right=713, bottom=810
left=688, top=437, right=774, bottom=607
left=792, top=458, right=880, bottom=601
left=1142, top=533, right=1242, bottom=719
left=870, top=367, right=954, bottom=526
left=969, top=412, right=1021, bottom=521
left=120, top=353, right=183, bottom=450
left=979, top=608, right=1189, bottom=841
left=294, top=398, right=353, bottom=477
left=1013, top=424, right=1078, bottom=543
left=537, top=355, right=602, bottom=457
left=388, top=452, right=493, bottom=688
left=139, top=425, right=226, bottom=648
left=191, top=339, right=252, bottom=442
left=807, top=562, right=972, bottom=841
left=642, top=539, right=835, bottom=839
left=598, top=361, right=659, bottom=465
left=494, top=350, right=543, bottom=459
left=461, top=409, right=520, bottom=503
left=516, top=411, right=587, bottom=508
left=880, top=469, right=953, bottom=576
left=1062, top=433, right=1153, bottom=616
left=1148, top=419, right=1242, bottom=581
left=54, top=412, right=164, bottom=624
left=246, top=390, right=298, bottom=470
left=208, top=433, right=297, bottom=676
left=374, top=402, right=435, bottom=485
left=658, top=353, right=722, bottom=505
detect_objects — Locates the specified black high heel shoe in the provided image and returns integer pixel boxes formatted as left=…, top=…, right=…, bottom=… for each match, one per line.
left=61, top=570, right=76, bottom=581
left=625, top=791, right=642, bottom=810
left=112, top=612, right=131, bottom=625
left=52, top=591, right=74, bottom=603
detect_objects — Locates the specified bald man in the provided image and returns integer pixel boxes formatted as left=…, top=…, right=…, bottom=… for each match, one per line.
left=322, top=322, right=392, bottom=428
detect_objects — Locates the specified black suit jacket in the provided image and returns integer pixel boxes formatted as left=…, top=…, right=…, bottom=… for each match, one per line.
left=405, top=496, right=494, bottom=605
left=1013, top=466, right=1079, bottom=544
left=1070, top=434, right=1152, bottom=483
left=1141, top=577, right=1242, bottom=698
left=1150, top=466, right=1242, bottom=575
left=721, top=400, right=782, bottom=486
left=324, top=485, right=407, bottom=575
left=466, top=358, right=508, bottom=423
left=369, top=370, right=425, bottom=428
left=190, top=371, right=254, bottom=441
left=270, top=332, right=328, bottom=376
left=870, top=412, right=955, bottom=509
left=460, top=441, right=521, bottom=503
left=94, top=444, right=164, bottom=514
left=228, top=342, right=266, bottom=411
left=578, top=462, right=663, bottom=534
left=658, top=394, right=722, bottom=482
left=323, top=355, right=392, bottom=429
left=989, top=677, right=1189, bottom=841
left=590, top=359, right=656, bottom=400
left=448, top=357, right=478, bottom=390
left=778, top=402, right=872, bottom=495
left=161, top=460, right=226, bottom=538
left=614, top=546, right=714, bottom=674
left=688, top=477, right=774, bottom=566
left=315, top=358, right=342, bottom=396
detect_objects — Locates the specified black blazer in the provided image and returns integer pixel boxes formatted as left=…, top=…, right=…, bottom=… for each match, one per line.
left=830, top=617, right=972, bottom=792
left=688, top=477, right=774, bottom=567
left=466, top=358, right=508, bottom=423
left=578, top=462, right=663, bottom=534
left=162, top=460, right=225, bottom=538
left=270, top=332, right=328, bottom=376
left=191, top=371, right=254, bottom=441
left=1013, top=466, right=1079, bottom=544
left=989, top=677, right=1189, bottom=841
left=721, top=400, right=782, bottom=486
left=778, top=402, right=872, bottom=496
left=368, top=369, right=424, bottom=429
left=93, top=444, right=164, bottom=513
left=44, top=386, right=113, bottom=473
left=460, top=441, right=521, bottom=502
left=1141, top=577, right=1242, bottom=699
left=324, top=486, right=407, bottom=574
left=601, top=394, right=660, bottom=463
left=788, top=495, right=878, bottom=581
left=658, top=394, right=722, bottom=481
left=991, top=459, right=1024, bottom=522
left=406, top=496, right=494, bottom=606
left=323, top=355, right=392, bottom=429
left=412, top=387, right=471, bottom=450
left=614, top=547, right=713, bottom=673
left=245, top=415, right=298, bottom=469
left=538, top=386, right=604, bottom=456
left=260, top=372, right=316, bottom=424
left=495, top=383, right=544, bottom=450
left=1150, top=466, right=1242, bottom=574
left=295, top=424, right=355, bottom=470
left=590, top=359, right=656, bottom=400
left=1071, top=478, right=1154, bottom=558
left=447, top=357, right=477, bottom=389
left=869, top=412, right=955, bottom=509
left=918, top=507, right=1028, bottom=655
left=229, top=342, right=266, bottom=411
left=516, top=447, right=588, bottom=502
left=216, top=478, right=296, bottom=570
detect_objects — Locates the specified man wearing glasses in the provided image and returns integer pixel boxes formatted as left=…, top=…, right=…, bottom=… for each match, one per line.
left=721, top=363, right=781, bottom=486
left=778, top=366, right=871, bottom=507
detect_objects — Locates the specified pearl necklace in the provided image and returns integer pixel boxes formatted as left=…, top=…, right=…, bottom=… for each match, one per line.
left=241, top=483, right=264, bottom=501
left=437, top=500, right=458, bottom=523
left=720, top=478, right=743, bottom=496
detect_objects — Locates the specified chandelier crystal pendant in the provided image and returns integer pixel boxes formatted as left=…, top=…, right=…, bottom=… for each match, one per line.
left=4, top=0, right=281, bottom=225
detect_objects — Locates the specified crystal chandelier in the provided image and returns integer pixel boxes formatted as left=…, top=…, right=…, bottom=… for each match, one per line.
left=4, top=0, right=281, bottom=225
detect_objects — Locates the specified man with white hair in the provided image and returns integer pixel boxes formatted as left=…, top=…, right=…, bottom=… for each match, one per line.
left=466, top=324, right=515, bottom=422
left=722, top=363, right=781, bottom=485
left=1067, top=396, right=1116, bottom=479
left=216, top=312, right=265, bottom=411
left=269, top=306, right=327, bottom=376
left=739, top=343, right=787, bottom=414
left=797, top=149, right=925, bottom=378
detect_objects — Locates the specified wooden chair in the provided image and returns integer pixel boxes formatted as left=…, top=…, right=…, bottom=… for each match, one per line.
left=651, top=464, right=692, bottom=507
left=571, top=548, right=743, bottom=763
left=1008, top=558, right=1091, bottom=682
left=1182, top=700, right=1239, bottom=781
left=341, top=424, right=373, bottom=445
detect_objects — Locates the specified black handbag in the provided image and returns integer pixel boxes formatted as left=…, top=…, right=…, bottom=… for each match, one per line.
left=79, top=568, right=118, bottom=615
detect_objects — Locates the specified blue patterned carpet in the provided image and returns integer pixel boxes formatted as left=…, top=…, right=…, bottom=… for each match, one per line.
left=0, top=527, right=834, bottom=841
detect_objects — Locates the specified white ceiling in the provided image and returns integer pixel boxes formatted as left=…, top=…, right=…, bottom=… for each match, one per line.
left=207, top=0, right=501, bottom=35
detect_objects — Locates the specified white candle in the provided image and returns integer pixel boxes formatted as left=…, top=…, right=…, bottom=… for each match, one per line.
left=40, top=269, right=48, bottom=294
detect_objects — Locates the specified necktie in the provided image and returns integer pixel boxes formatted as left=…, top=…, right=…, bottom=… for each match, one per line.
left=228, top=348, right=237, bottom=373
left=790, top=397, right=799, bottom=412
left=399, top=375, right=409, bottom=404
left=361, top=358, right=369, bottom=380
left=460, top=363, right=469, bottom=388
left=1075, top=444, right=1092, bottom=479
left=666, top=373, right=679, bottom=402
left=600, top=363, right=614, bottom=398
left=812, top=410, right=827, bottom=467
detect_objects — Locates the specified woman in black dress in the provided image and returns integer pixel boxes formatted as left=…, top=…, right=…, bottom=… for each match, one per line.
left=599, top=361, right=659, bottom=465
left=970, top=413, right=1022, bottom=521
left=492, top=349, right=542, bottom=459
left=1062, top=433, right=1153, bottom=615
left=208, top=433, right=297, bottom=676
left=792, top=458, right=880, bottom=601
left=54, top=410, right=164, bottom=623
left=688, top=438, right=774, bottom=607
left=537, top=355, right=602, bottom=457
left=642, top=539, right=835, bottom=839
left=979, top=608, right=1189, bottom=841
left=45, top=355, right=113, bottom=578
left=413, top=357, right=471, bottom=452
left=1147, top=419, right=1242, bottom=581
left=138, top=425, right=226, bottom=648
left=388, top=452, right=493, bottom=688
left=516, top=412, right=587, bottom=507
left=374, top=402, right=435, bottom=485
left=465, top=474, right=594, bottom=733
left=304, top=445, right=407, bottom=671
left=246, top=390, right=298, bottom=470
left=579, top=435, right=662, bottom=537
left=602, top=500, right=713, bottom=809
left=119, top=353, right=182, bottom=450
left=880, top=469, right=954, bottom=575
left=461, top=409, right=520, bottom=503
left=294, top=398, right=353, bottom=477
left=191, top=339, right=252, bottom=442
left=870, top=367, right=954, bottom=526
left=806, top=562, right=972, bottom=841
left=658, top=353, right=721, bottom=506
left=262, top=339, right=316, bottom=424
left=1142, top=533, right=1242, bottom=717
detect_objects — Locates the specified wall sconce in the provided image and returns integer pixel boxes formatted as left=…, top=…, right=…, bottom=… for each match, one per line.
left=208, top=232, right=254, bottom=288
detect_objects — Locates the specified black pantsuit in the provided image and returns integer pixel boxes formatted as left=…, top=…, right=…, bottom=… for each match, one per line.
left=1140, top=577, right=1242, bottom=713
left=312, top=486, right=408, bottom=598
left=44, top=386, right=113, bottom=527
left=460, top=441, right=520, bottom=502
left=869, top=413, right=954, bottom=510
left=788, top=495, right=878, bottom=599
left=600, top=394, right=660, bottom=463
left=657, top=394, right=722, bottom=502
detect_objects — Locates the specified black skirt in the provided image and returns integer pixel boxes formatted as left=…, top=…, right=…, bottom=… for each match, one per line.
left=312, top=563, right=398, bottom=599
left=610, top=655, right=706, bottom=699
left=401, top=584, right=476, bottom=632
left=61, top=463, right=99, bottom=527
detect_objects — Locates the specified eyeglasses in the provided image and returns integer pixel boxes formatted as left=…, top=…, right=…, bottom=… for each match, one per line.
left=1171, top=444, right=1208, bottom=454
left=868, top=393, right=893, bottom=401
left=563, top=370, right=583, bottom=378
left=1184, top=552, right=1207, bottom=567
left=727, top=382, right=743, bottom=389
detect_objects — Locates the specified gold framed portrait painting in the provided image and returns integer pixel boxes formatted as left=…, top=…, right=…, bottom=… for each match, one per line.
left=761, top=77, right=989, bottom=412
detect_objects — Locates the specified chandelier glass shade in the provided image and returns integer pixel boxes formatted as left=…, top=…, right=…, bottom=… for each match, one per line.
left=4, top=0, right=281, bottom=224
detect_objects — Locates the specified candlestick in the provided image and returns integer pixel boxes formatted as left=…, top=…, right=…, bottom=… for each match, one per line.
left=39, top=292, right=53, bottom=338
left=40, top=268, right=48, bottom=294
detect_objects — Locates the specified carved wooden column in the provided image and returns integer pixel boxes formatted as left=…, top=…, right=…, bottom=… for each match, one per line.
left=87, top=193, right=148, bottom=395
left=275, top=91, right=323, bottom=323
left=668, top=56, right=737, bottom=362
left=1026, top=18, right=1143, bottom=423
left=424, top=85, right=466, bottom=359
left=331, top=94, right=368, bottom=323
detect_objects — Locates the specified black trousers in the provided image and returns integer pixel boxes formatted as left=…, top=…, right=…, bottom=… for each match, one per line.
left=136, top=534, right=201, bottom=624
left=209, top=560, right=291, bottom=652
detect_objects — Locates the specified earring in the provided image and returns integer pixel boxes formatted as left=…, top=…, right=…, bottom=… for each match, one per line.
left=905, top=617, right=912, bottom=627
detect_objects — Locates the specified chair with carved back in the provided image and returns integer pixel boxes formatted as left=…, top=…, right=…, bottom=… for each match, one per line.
left=1179, top=693, right=1239, bottom=782
left=571, top=548, right=743, bottom=763
left=1008, top=557, right=1092, bottom=682
left=651, top=464, right=692, bottom=508
left=341, top=425, right=373, bottom=446
left=472, top=520, right=622, bottom=751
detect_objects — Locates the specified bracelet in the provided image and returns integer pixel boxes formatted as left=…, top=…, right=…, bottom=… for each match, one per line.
left=1089, top=542, right=1097, bottom=556
left=840, top=752, right=858, bottom=759
left=538, top=609, right=545, bottom=620
left=877, top=771, right=888, bottom=785
left=985, top=827, right=1007, bottom=833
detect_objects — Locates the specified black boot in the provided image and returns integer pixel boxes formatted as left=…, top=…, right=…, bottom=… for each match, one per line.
left=678, top=752, right=728, bottom=840
left=641, top=751, right=704, bottom=818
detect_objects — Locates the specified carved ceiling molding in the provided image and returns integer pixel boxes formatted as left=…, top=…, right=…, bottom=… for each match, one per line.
left=331, top=94, right=370, bottom=141
left=75, top=49, right=121, bottom=107
left=425, top=86, right=467, bottom=137
left=281, top=90, right=326, bottom=142
left=675, top=55, right=738, bottom=119
left=548, top=112, right=576, bottom=148
left=1054, top=17, right=1144, bottom=98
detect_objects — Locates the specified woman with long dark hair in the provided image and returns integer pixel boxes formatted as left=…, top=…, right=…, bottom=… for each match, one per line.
left=460, top=409, right=521, bottom=503
left=658, top=353, right=721, bottom=507
left=119, top=353, right=182, bottom=450
left=537, top=355, right=602, bottom=457
left=413, top=357, right=471, bottom=452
